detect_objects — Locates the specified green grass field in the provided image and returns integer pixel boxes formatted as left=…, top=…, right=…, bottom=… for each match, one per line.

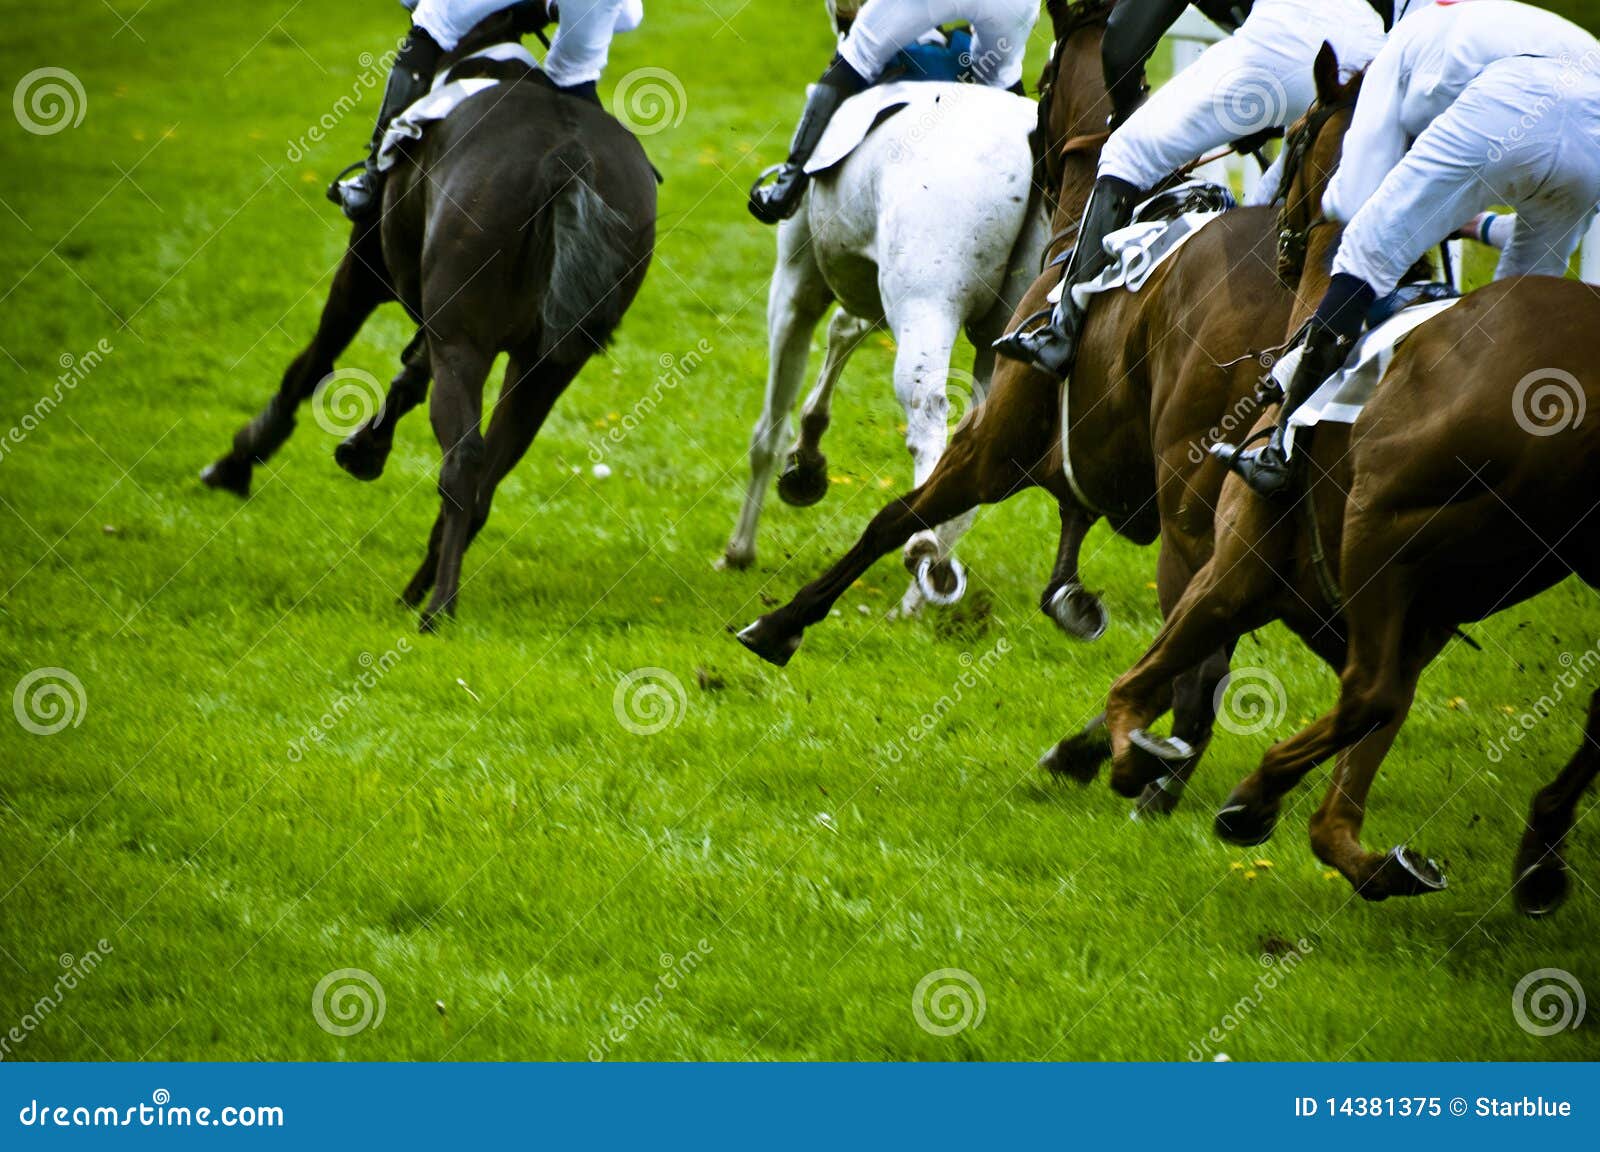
left=3, top=2, right=1598, bottom=1062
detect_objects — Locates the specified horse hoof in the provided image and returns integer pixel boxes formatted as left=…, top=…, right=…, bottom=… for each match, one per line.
left=715, top=548, right=754, bottom=572
left=334, top=433, right=386, bottom=482
left=1109, top=729, right=1191, bottom=798
left=1045, top=583, right=1108, bottom=642
left=735, top=617, right=801, bottom=668
left=1129, top=729, right=1194, bottom=765
left=1038, top=726, right=1111, bottom=784
left=1136, top=777, right=1184, bottom=817
left=200, top=456, right=252, bottom=498
left=776, top=451, right=829, bottom=508
left=1513, top=861, right=1569, bottom=918
left=1214, top=801, right=1278, bottom=847
left=1361, top=845, right=1447, bottom=901
left=915, top=555, right=967, bottom=607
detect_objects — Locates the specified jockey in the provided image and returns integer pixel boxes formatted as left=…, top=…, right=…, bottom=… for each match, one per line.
left=748, top=0, right=1041, bottom=224
left=330, top=0, right=645, bottom=220
left=1219, top=0, right=1600, bottom=498
left=994, top=0, right=1405, bottom=376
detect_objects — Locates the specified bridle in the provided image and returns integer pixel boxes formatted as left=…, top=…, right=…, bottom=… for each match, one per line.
left=1274, top=94, right=1356, bottom=284
left=1034, top=1, right=1117, bottom=263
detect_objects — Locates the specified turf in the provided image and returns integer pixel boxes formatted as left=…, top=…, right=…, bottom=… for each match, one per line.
left=1, top=2, right=1598, bottom=1063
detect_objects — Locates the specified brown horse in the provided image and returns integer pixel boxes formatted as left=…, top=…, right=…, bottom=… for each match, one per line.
left=1103, top=46, right=1600, bottom=914
left=202, top=12, right=657, bottom=631
left=735, top=0, right=1293, bottom=814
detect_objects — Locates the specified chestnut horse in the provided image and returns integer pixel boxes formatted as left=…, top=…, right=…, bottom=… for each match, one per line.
left=736, top=0, right=1293, bottom=815
left=202, top=12, right=657, bottom=631
left=1102, top=46, right=1600, bottom=914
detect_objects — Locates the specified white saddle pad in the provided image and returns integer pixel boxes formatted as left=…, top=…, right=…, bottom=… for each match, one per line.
left=804, top=82, right=940, bottom=175
left=376, top=43, right=541, bottom=173
left=1284, top=296, right=1460, bottom=453
left=1048, top=210, right=1225, bottom=308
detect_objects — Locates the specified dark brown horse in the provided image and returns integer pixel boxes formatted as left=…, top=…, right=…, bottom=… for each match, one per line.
left=1103, top=46, right=1600, bottom=913
left=202, top=12, right=657, bottom=630
left=735, top=0, right=1294, bottom=814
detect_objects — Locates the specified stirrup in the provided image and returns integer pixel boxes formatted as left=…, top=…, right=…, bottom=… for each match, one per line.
left=748, top=163, right=787, bottom=195
left=998, top=307, right=1055, bottom=343
left=326, top=159, right=367, bottom=206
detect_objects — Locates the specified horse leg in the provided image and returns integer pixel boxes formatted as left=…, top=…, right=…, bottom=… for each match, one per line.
left=888, top=304, right=964, bottom=614
left=414, top=341, right=493, bottom=631
left=1039, top=496, right=1108, bottom=642
left=779, top=309, right=868, bottom=509
left=202, top=238, right=389, bottom=496
left=736, top=423, right=1028, bottom=666
left=1513, top=686, right=1600, bottom=916
left=335, top=328, right=431, bottom=482
left=1134, top=644, right=1235, bottom=818
left=1104, top=544, right=1279, bottom=799
left=722, top=219, right=832, bottom=571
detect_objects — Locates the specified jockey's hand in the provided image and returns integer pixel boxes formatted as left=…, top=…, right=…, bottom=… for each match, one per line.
left=510, top=0, right=556, bottom=32
left=1229, top=127, right=1283, bottom=157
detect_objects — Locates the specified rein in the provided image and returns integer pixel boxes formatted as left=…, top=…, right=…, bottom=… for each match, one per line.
left=1274, top=95, right=1355, bottom=284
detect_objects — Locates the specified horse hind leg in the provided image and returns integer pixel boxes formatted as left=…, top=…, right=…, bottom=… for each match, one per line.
left=721, top=219, right=832, bottom=572
left=415, top=341, right=493, bottom=631
left=336, top=328, right=431, bottom=482
left=888, top=305, right=964, bottom=614
left=1513, top=685, right=1600, bottom=916
left=202, top=237, right=389, bottom=496
left=779, top=308, right=869, bottom=509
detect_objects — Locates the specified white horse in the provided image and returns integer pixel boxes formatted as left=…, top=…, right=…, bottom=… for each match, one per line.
left=721, top=80, right=1046, bottom=616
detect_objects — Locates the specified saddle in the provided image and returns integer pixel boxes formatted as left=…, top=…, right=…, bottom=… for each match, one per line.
left=1284, top=284, right=1461, bottom=448
left=1048, top=180, right=1236, bottom=308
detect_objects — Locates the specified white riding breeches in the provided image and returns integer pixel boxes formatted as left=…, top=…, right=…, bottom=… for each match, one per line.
left=410, top=0, right=642, bottom=85
left=838, top=0, right=1040, bottom=89
left=1098, top=0, right=1386, bottom=191
left=1334, top=57, right=1600, bottom=296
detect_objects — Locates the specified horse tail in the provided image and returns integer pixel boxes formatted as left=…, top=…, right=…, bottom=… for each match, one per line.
left=535, top=140, right=637, bottom=361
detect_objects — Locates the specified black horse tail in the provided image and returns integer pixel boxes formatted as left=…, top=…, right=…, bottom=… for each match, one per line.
left=536, top=140, right=637, bottom=361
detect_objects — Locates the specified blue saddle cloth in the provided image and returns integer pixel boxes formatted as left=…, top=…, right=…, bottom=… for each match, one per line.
left=879, top=29, right=975, bottom=85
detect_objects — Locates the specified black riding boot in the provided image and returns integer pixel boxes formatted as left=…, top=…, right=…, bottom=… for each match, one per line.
left=1212, top=274, right=1377, bottom=499
left=992, top=175, right=1140, bottom=376
left=748, top=56, right=867, bottom=224
left=328, top=26, right=443, bottom=221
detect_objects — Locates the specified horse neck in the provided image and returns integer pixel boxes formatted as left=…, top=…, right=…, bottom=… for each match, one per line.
left=1287, top=224, right=1344, bottom=334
